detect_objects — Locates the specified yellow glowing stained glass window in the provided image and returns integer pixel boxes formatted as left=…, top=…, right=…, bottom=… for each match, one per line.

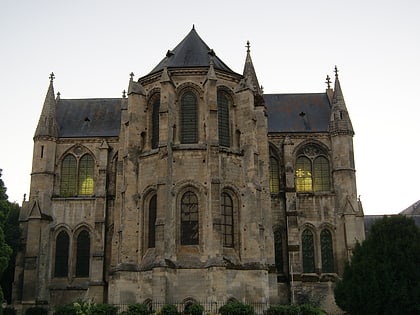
left=296, top=156, right=312, bottom=192
left=78, top=154, right=94, bottom=195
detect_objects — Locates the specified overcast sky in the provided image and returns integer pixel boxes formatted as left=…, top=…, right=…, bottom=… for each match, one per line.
left=1, top=0, right=419, bottom=215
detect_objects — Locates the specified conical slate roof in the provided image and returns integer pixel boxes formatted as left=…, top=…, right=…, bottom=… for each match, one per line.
left=149, top=27, right=235, bottom=74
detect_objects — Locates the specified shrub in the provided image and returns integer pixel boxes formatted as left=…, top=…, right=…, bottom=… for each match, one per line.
left=4, top=307, right=17, bottom=315
left=91, top=304, right=118, bottom=315
left=25, top=307, right=48, bottom=315
left=54, top=304, right=77, bottom=315
left=266, top=304, right=326, bottom=315
left=160, top=304, right=178, bottom=315
left=219, top=301, right=254, bottom=315
left=184, top=303, right=204, bottom=315
left=125, top=304, right=152, bottom=315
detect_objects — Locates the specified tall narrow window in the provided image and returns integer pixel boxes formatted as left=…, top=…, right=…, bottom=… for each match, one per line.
left=302, top=229, right=315, bottom=273
left=148, top=195, right=157, bottom=248
left=181, top=92, right=198, bottom=144
left=313, top=157, right=330, bottom=192
left=54, top=231, right=69, bottom=277
left=181, top=191, right=199, bottom=245
left=321, top=229, right=334, bottom=273
left=296, top=157, right=312, bottom=192
left=221, top=192, right=234, bottom=247
left=78, top=154, right=94, bottom=195
left=151, top=97, right=160, bottom=149
left=217, top=91, right=230, bottom=147
left=76, top=230, right=90, bottom=277
left=270, top=156, right=280, bottom=193
left=274, top=229, right=283, bottom=273
left=61, top=155, right=77, bottom=197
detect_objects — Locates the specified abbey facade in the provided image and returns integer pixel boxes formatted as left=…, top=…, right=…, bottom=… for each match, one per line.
left=13, top=28, right=365, bottom=314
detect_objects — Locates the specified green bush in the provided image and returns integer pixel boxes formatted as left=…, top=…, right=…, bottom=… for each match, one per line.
left=125, top=304, right=152, bottom=315
left=160, top=304, right=178, bottom=315
left=25, top=307, right=48, bottom=315
left=91, top=304, right=118, bottom=315
left=184, top=303, right=204, bottom=315
left=54, top=304, right=77, bottom=315
left=219, top=301, right=254, bottom=315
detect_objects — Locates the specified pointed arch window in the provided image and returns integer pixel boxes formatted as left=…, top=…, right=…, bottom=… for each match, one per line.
left=221, top=192, right=234, bottom=247
left=54, top=231, right=69, bottom=277
left=61, top=155, right=77, bottom=196
left=270, top=156, right=280, bottom=193
left=302, top=229, right=315, bottom=273
left=60, top=153, right=95, bottom=197
left=75, top=230, right=90, bottom=277
left=321, top=229, right=334, bottom=273
left=151, top=96, right=160, bottom=149
left=181, top=92, right=198, bottom=144
left=295, top=144, right=330, bottom=192
left=181, top=191, right=199, bottom=245
left=274, top=229, right=283, bottom=273
left=148, top=195, right=157, bottom=248
left=217, top=91, right=230, bottom=147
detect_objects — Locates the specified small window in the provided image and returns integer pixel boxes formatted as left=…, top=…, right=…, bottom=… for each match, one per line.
left=75, top=230, right=90, bottom=277
left=321, top=229, right=334, bottom=273
left=181, top=92, right=198, bottom=144
left=148, top=195, right=157, bottom=248
left=151, top=97, right=160, bottom=149
left=270, top=156, right=280, bottom=193
left=181, top=191, right=199, bottom=245
left=54, top=231, right=69, bottom=277
left=217, top=91, right=230, bottom=147
left=302, top=229, right=315, bottom=273
left=221, top=192, right=234, bottom=247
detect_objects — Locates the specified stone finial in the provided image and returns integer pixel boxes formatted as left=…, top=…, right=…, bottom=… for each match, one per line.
left=334, top=65, right=339, bottom=78
left=246, top=41, right=250, bottom=53
left=122, top=90, right=127, bottom=98
left=49, top=72, right=55, bottom=82
left=129, top=72, right=134, bottom=81
left=325, top=75, right=331, bottom=89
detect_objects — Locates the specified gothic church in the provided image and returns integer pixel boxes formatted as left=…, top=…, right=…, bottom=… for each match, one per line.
left=13, top=27, right=365, bottom=314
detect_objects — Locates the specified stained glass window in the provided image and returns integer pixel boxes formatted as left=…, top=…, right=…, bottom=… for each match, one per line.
left=75, top=230, right=90, bottom=277
left=270, top=156, right=280, bottom=193
left=296, top=157, right=312, bottom=192
left=221, top=192, right=233, bottom=247
left=54, top=231, right=69, bottom=277
left=302, top=229, right=315, bottom=273
left=148, top=195, right=157, bottom=248
left=181, top=191, right=199, bottom=245
left=78, top=154, right=94, bottom=195
left=181, top=92, right=198, bottom=144
left=313, top=157, right=330, bottom=192
left=60, top=155, right=77, bottom=196
left=321, top=229, right=334, bottom=273
left=151, top=97, right=160, bottom=149
left=217, top=91, right=230, bottom=147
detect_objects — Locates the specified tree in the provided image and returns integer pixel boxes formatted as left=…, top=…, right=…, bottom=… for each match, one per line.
left=335, top=215, right=420, bottom=315
left=0, top=169, right=17, bottom=303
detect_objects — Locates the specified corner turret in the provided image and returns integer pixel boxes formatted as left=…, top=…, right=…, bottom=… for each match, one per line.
left=243, top=41, right=263, bottom=95
left=34, top=73, right=58, bottom=139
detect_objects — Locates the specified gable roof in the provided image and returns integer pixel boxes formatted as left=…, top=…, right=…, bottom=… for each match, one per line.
left=56, top=98, right=121, bottom=138
left=264, top=93, right=331, bottom=133
left=149, top=27, right=235, bottom=75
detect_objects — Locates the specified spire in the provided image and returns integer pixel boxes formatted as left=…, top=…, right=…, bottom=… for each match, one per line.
left=329, top=66, right=354, bottom=135
left=34, top=73, right=58, bottom=138
left=242, top=41, right=262, bottom=95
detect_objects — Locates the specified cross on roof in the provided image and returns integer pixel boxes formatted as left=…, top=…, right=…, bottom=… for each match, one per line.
left=325, top=75, right=331, bottom=89
left=334, top=66, right=339, bottom=78
left=49, top=72, right=55, bottom=82
left=246, top=41, right=250, bottom=53
left=129, top=72, right=134, bottom=80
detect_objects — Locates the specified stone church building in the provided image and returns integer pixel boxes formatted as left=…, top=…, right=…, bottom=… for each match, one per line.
left=13, top=27, right=365, bottom=314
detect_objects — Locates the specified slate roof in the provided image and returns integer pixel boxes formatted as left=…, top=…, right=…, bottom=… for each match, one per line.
left=264, top=93, right=331, bottom=133
left=56, top=98, right=121, bottom=137
left=149, top=27, right=235, bottom=75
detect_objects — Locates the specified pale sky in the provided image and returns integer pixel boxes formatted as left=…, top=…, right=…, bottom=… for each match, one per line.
left=0, top=0, right=419, bottom=215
